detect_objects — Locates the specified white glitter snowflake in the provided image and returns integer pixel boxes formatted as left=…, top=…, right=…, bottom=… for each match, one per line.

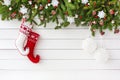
left=51, top=0, right=59, bottom=7
left=20, top=5, right=28, bottom=14
left=3, top=0, right=11, bottom=6
left=98, top=10, right=105, bottom=19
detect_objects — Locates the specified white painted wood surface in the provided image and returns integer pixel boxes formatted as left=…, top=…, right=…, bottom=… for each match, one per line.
left=0, top=19, right=120, bottom=80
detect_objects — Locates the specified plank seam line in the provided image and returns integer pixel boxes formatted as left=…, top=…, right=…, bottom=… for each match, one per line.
left=0, top=49, right=120, bottom=50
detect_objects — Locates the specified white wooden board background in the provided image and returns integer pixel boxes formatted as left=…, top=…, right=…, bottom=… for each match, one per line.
left=0, top=19, right=120, bottom=80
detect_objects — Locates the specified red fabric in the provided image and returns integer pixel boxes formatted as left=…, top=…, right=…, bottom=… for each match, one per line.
left=24, top=31, right=40, bottom=63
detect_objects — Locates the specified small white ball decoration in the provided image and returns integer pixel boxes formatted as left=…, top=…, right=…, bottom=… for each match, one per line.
left=9, top=7, right=12, bottom=10
left=111, top=20, right=115, bottom=24
left=48, top=3, right=51, bottom=6
left=68, top=0, right=71, bottom=2
left=94, top=48, right=110, bottom=64
left=88, top=3, right=90, bottom=5
left=82, top=38, right=97, bottom=54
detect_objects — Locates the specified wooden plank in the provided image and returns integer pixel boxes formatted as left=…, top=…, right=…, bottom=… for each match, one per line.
left=1, top=70, right=120, bottom=80
left=0, top=60, right=120, bottom=70
left=0, top=19, right=21, bottom=29
left=0, top=29, right=120, bottom=39
left=0, top=70, right=120, bottom=80
left=0, top=50, right=119, bottom=60
left=0, top=40, right=120, bottom=49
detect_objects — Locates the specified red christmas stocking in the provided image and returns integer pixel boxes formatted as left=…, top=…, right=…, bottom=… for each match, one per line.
left=24, top=30, right=40, bottom=63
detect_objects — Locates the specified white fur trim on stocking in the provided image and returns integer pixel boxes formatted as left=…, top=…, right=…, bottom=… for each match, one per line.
left=94, top=48, right=110, bottom=64
left=16, top=32, right=29, bottom=56
left=82, top=37, right=97, bottom=54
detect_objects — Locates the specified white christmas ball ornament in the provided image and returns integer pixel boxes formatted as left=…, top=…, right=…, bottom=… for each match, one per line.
left=82, top=38, right=97, bottom=54
left=98, top=10, right=105, bottom=19
left=4, top=0, right=11, bottom=6
left=81, top=0, right=88, bottom=4
left=94, top=48, right=110, bottom=63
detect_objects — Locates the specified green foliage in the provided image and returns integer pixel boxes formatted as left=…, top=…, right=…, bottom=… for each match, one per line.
left=0, top=0, right=120, bottom=36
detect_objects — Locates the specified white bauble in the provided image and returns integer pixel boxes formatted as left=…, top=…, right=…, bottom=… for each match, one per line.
left=98, top=10, right=105, bottom=19
left=20, top=5, right=27, bottom=14
left=82, top=38, right=97, bottom=54
left=4, top=0, right=11, bottom=6
left=94, top=48, right=110, bottom=64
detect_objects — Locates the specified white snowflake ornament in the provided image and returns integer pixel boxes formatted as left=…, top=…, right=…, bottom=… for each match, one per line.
left=4, top=0, right=11, bottom=6
left=51, top=0, right=59, bottom=7
left=67, top=16, right=74, bottom=24
left=20, top=5, right=28, bottom=14
left=81, top=0, right=88, bottom=4
left=98, top=10, right=105, bottom=19
left=94, top=48, right=110, bottom=64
